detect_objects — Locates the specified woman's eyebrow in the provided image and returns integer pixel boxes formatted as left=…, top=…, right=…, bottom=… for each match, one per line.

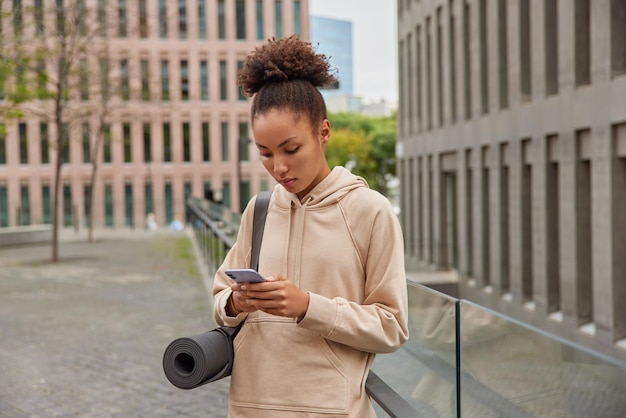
left=255, top=137, right=297, bottom=149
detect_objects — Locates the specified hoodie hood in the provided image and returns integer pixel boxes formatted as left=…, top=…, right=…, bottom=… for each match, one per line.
left=272, top=166, right=368, bottom=209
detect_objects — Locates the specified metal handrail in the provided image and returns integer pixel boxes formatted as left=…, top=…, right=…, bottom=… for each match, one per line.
left=185, top=198, right=423, bottom=418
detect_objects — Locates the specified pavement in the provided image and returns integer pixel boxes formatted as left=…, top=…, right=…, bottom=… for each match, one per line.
left=0, top=228, right=230, bottom=417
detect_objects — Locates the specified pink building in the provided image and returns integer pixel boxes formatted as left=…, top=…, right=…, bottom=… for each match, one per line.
left=0, top=0, right=309, bottom=229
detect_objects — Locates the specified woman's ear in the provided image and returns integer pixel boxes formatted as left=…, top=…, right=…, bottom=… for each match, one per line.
left=320, top=119, right=331, bottom=145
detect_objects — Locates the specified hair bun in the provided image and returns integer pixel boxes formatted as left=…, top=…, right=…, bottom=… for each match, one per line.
left=238, top=35, right=338, bottom=97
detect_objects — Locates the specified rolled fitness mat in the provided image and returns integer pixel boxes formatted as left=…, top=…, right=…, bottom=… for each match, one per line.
left=163, top=326, right=240, bottom=389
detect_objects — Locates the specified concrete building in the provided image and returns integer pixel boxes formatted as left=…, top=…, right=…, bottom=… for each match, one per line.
left=396, top=0, right=626, bottom=362
left=0, top=0, right=309, bottom=228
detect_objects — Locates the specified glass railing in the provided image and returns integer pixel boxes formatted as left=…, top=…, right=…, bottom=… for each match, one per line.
left=186, top=198, right=626, bottom=417
left=371, top=282, right=626, bottom=417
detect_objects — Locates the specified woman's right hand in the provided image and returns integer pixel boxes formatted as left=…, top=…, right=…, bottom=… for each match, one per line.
left=227, top=283, right=259, bottom=315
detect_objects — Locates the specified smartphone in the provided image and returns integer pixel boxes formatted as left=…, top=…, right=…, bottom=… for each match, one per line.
left=225, top=269, right=266, bottom=283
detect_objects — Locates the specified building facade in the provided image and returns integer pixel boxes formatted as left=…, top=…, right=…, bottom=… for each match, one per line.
left=397, top=0, right=626, bottom=361
left=310, top=15, right=353, bottom=101
left=0, top=0, right=309, bottom=229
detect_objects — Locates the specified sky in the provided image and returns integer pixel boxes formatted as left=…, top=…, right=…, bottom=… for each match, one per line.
left=308, top=0, right=398, bottom=104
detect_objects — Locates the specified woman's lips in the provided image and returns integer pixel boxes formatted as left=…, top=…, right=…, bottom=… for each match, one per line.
left=279, top=178, right=296, bottom=188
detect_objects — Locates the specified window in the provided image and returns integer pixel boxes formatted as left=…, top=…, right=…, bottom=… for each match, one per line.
left=0, top=128, right=5, bottom=164
left=80, top=58, right=89, bottom=101
left=20, top=185, right=30, bottom=226
left=63, top=184, right=72, bottom=226
left=163, top=123, right=171, bottom=162
left=61, top=123, right=70, bottom=164
left=98, top=0, right=106, bottom=35
left=125, top=183, right=133, bottom=227
left=202, top=122, right=210, bottom=162
left=463, top=1, right=472, bottom=119
left=437, top=8, right=444, bottom=125
left=56, top=0, right=65, bottom=34
left=77, top=0, right=87, bottom=36
left=123, top=123, right=132, bottom=163
left=575, top=130, right=592, bottom=323
left=256, top=0, right=264, bottom=40
left=198, top=0, right=207, bottom=39
left=426, top=17, right=432, bottom=129
left=100, top=58, right=110, bottom=100
left=220, top=60, right=227, bottom=101
left=141, top=59, right=150, bottom=101
left=575, top=0, right=591, bottom=86
left=275, top=0, right=283, bottom=38
left=520, top=0, right=531, bottom=101
left=479, top=0, right=489, bottom=114
left=13, top=0, right=23, bottom=36
left=37, top=59, right=46, bottom=92
left=161, top=60, right=170, bottom=101
left=293, top=0, right=301, bottom=36
left=545, top=0, right=558, bottom=95
left=200, top=60, right=209, bottom=100
left=221, top=122, right=229, bottom=161
left=546, top=135, right=560, bottom=311
left=449, top=1, right=457, bottom=122
left=120, top=59, right=130, bottom=101
left=499, top=144, right=510, bottom=291
left=145, top=183, right=153, bottom=216
left=416, top=26, right=422, bottom=131
left=521, top=139, right=533, bottom=301
left=238, top=122, right=249, bottom=161
left=105, top=184, right=113, bottom=227
left=42, top=185, right=51, bottom=224
left=0, top=186, right=9, bottom=226
left=165, top=182, right=173, bottom=223
left=103, top=124, right=112, bottom=163
left=181, top=60, right=189, bottom=101
left=82, top=122, right=91, bottom=163
left=464, top=151, right=473, bottom=274
left=481, top=148, right=490, bottom=285
left=610, top=0, right=626, bottom=77
left=35, top=0, right=44, bottom=36
left=159, top=0, right=168, bottom=38
left=84, top=185, right=92, bottom=227
left=118, top=0, right=127, bottom=37
left=184, top=181, right=192, bottom=199
left=41, top=123, right=49, bottom=164
left=218, top=0, right=226, bottom=39
left=178, top=0, right=187, bottom=39
left=236, top=0, right=246, bottom=39
left=139, top=0, right=148, bottom=37
left=183, top=122, right=191, bottom=162
left=498, top=0, right=509, bottom=108
left=237, top=61, right=246, bottom=100
left=143, top=123, right=152, bottom=162
left=19, top=122, right=28, bottom=165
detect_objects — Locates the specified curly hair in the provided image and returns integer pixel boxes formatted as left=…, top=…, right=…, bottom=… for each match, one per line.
left=237, top=35, right=338, bottom=129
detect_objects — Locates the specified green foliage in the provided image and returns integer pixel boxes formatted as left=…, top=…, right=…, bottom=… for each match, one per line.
left=326, top=111, right=397, bottom=195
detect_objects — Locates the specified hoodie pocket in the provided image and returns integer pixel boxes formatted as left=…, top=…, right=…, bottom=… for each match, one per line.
left=230, top=318, right=350, bottom=414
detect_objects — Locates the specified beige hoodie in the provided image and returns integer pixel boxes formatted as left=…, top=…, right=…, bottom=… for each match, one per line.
left=213, top=167, right=409, bottom=417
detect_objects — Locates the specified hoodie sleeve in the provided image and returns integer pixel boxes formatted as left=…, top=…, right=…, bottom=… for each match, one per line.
left=211, top=198, right=256, bottom=327
left=298, top=191, right=409, bottom=354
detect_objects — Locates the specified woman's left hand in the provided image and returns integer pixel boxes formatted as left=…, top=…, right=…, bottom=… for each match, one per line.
left=233, top=274, right=310, bottom=319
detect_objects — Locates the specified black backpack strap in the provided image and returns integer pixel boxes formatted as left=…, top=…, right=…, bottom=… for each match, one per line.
left=250, top=191, right=272, bottom=271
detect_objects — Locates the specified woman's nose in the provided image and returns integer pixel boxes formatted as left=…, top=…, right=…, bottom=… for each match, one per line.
left=273, top=156, right=288, bottom=175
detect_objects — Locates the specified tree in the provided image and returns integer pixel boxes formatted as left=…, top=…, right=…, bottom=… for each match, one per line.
left=18, top=1, right=106, bottom=261
left=0, top=2, right=44, bottom=126
left=327, top=111, right=397, bottom=195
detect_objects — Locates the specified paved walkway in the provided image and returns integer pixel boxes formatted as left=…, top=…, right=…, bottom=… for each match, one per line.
left=0, top=228, right=230, bottom=417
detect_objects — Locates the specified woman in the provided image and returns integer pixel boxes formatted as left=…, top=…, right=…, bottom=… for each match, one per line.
left=212, top=35, right=408, bottom=417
